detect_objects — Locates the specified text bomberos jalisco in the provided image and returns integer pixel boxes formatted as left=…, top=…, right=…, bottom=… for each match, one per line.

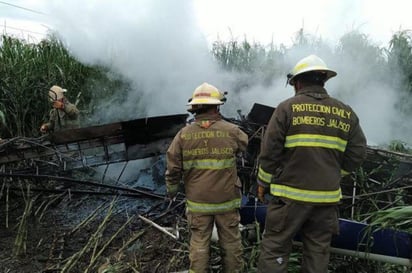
left=181, top=130, right=234, bottom=156
left=291, top=103, right=351, bottom=133
left=180, top=103, right=352, bottom=157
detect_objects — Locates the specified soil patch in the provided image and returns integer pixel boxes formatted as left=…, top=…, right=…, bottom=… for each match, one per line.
left=0, top=189, right=190, bottom=273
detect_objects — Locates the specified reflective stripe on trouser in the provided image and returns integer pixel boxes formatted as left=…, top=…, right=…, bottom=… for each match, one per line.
left=186, top=198, right=241, bottom=213
left=270, top=184, right=342, bottom=203
left=257, top=199, right=339, bottom=273
left=187, top=211, right=243, bottom=273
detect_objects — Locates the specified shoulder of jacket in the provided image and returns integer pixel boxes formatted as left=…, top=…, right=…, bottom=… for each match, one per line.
left=328, top=97, right=353, bottom=109
left=218, top=119, right=242, bottom=130
left=179, top=125, right=189, bottom=133
left=275, top=98, right=295, bottom=110
left=180, top=123, right=197, bottom=132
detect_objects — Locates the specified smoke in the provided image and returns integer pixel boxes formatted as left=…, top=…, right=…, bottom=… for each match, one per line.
left=38, top=0, right=411, bottom=146
left=323, top=39, right=412, bottom=146
left=42, top=0, right=224, bottom=119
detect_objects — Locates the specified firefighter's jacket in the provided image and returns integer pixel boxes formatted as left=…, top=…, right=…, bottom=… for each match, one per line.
left=165, top=112, right=248, bottom=214
left=258, top=86, right=367, bottom=204
left=45, top=99, right=80, bottom=132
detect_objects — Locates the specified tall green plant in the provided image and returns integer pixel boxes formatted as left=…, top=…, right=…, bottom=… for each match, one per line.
left=387, top=30, right=412, bottom=93
left=387, top=31, right=412, bottom=119
left=0, top=35, right=129, bottom=137
left=211, top=38, right=286, bottom=87
left=0, top=35, right=82, bottom=136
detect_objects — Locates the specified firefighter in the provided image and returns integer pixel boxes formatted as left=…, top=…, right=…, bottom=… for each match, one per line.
left=256, top=55, right=367, bottom=273
left=165, top=82, right=248, bottom=273
left=40, top=85, right=80, bottom=133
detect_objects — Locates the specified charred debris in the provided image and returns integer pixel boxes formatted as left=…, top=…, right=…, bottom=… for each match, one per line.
left=0, top=103, right=411, bottom=272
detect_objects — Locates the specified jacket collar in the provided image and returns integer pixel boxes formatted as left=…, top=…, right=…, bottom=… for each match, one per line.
left=194, top=112, right=221, bottom=121
left=295, top=85, right=330, bottom=99
left=194, top=113, right=221, bottom=128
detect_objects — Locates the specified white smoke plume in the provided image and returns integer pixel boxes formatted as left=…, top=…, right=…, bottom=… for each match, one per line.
left=36, top=0, right=411, bottom=146
left=42, top=0, right=225, bottom=118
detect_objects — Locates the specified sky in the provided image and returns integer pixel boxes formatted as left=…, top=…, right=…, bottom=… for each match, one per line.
left=196, top=0, right=412, bottom=47
left=2, top=0, right=412, bottom=47
left=1, top=0, right=412, bottom=145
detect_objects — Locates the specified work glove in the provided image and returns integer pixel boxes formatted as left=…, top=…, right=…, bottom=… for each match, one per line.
left=52, top=100, right=65, bottom=109
left=167, top=190, right=177, bottom=200
left=340, top=169, right=350, bottom=177
left=257, top=184, right=267, bottom=204
left=40, top=124, right=49, bottom=133
left=166, top=181, right=179, bottom=201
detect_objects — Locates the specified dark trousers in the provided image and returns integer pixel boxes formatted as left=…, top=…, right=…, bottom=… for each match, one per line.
left=257, top=198, right=339, bottom=273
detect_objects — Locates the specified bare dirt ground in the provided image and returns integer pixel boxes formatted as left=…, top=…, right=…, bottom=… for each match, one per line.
left=0, top=190, right=191, bottom=273
left=0, top=191, right=377, bottom=273
left=1, top=181, right=409, bottom=273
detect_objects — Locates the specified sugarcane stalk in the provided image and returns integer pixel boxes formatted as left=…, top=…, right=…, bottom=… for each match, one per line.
left=6, top=185, right=9, bottom=228
left=35, top=193, right=65, bottom=222
left=138, top=215, right=178, bottom=240
left=115, top=229, right=146, bottom=257
left=61, top=198, right=117, bottom=273
left=13, top=186, right=36, bottom=256
left=69, top=202, right=108, bottom=236
left=84, top=215, right=135, bottom=273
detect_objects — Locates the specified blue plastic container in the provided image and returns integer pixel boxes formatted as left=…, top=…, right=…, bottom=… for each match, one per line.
left=239, top=195, right=412, bottom=259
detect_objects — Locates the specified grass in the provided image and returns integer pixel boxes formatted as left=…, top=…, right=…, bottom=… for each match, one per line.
left=0, top=34, right=129, bottom=137
left=1, top=27, right=412, bottom=272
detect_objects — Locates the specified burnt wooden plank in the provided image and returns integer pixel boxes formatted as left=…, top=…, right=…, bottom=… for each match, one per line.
left=122, top=114, right=187, bottom=146
left=0, top=114, right=187, bottom=167
left=51, top=122, right=123, bottom=144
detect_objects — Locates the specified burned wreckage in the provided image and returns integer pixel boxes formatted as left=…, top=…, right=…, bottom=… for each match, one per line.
left=0, top=103, right=411, bottom=266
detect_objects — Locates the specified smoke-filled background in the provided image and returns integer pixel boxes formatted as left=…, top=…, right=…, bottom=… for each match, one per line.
left=2, top=0, right=411, bottom=146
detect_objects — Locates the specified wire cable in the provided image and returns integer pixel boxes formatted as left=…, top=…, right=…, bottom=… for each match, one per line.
left=0, top=0, right=46, bottom=15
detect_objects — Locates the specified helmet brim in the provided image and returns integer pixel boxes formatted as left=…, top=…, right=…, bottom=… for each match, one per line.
left=187, top=98, right=224, bottom=106
left=288, top=68, right=337, bottom=86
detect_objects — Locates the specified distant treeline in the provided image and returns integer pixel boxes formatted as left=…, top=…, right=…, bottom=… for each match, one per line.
left=0, top=29, right=411, bottom=139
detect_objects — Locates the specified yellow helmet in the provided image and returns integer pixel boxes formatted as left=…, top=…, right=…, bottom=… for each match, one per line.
left=48, top=85, right=67, bottom=101
left=287, top=55, right=337, bottom=86
left=187, top=83, right=225, bottom=106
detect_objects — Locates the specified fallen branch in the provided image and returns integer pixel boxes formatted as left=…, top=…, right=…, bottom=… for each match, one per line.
left=138, top=215, right=178, bottom=240
left=0, top=173, right=164, bottom=199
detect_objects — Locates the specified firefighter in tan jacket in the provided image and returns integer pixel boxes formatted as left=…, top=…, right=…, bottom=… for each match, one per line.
left=40, top=85, right=80, bottom=133
left=165, top=83, right=248, bottom=273
left=257, top=55, right=367, bottom=273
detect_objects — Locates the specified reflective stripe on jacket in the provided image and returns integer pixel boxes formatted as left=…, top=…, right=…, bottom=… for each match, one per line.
left=258, top=86, right=367, bottom=204
left=284, top=134, right=347, bottom=152
left=165, top=112, right=248, bottom=213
